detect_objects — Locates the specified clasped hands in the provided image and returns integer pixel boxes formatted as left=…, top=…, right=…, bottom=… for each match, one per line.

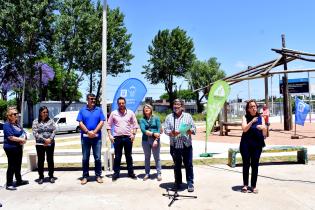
left=170, top=129, right=192, bottom=137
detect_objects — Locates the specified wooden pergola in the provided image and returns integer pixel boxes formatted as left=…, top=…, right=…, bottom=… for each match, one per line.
left=201, top=35, right=315, bottom=131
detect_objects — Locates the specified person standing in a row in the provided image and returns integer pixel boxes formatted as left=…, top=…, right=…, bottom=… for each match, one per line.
left=77, top=93, right=106, bottom=185
left=164, top=99, right=196, bottom=192
left=107, top=97, right=139, bottom=181
left=32, top=106, right=57, bottom=184
left=3, top=107, right=29, bottom=190
left=240, top=99, right=266, bottom=194
left=139, top=104, right=162, bottom=181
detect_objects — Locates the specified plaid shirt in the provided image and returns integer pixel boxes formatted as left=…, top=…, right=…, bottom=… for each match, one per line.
left=164, top=112, right=196, bottom=149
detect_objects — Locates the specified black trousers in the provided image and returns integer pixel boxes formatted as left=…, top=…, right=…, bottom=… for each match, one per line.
left=4, top=147, right=23, bottom=185
left=113, top=136, right=134, bottom=175
left=240, top=143, right=262, bottom=188
left=170, top=145, right=194, bottom=185
left=36, top=144, right=55, bottom=179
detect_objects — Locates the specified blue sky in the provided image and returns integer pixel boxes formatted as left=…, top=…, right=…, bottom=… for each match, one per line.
left=87, top=0, right=315, bottom=102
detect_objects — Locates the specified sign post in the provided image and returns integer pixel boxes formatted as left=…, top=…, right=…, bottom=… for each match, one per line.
left=200, top=80, right=230, bottom=157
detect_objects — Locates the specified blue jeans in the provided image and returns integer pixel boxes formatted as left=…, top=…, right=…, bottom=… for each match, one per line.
left=81, top=138, right=102, bottom=178
left=113, top=136, right=134, bottom=175
left=142, top=138, right=161, bottom=175
left=170, top=145, right=194, bottom=185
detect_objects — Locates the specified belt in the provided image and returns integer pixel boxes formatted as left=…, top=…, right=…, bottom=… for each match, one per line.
left=114, top=135, right=130, bottom=138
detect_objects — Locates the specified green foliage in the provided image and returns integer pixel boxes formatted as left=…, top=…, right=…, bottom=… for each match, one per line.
left=160, top=89, right=196, bottom=101
left=93, top=3, right=134, bottom=100
left=41, top=57, right=82, bottom=101
left=186, top=58, right=226, bottom=113
left=192, top=113, right=206, bottom=121
left=136, top=111, right=205, bottom=124
left=143, top=27, right=195, bottom=107
left=0, top=99, right=17, bottom=120
left=54, top=0, right=133, bottom=108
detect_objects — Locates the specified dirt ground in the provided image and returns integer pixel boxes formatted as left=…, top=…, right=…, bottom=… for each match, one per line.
left=195, top=122, right=315, bottom=146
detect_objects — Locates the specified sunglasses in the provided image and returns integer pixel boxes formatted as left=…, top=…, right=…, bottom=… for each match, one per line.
left=88, top=98, right=96, bottom=101
left=10, top=113, right=18, bottom=116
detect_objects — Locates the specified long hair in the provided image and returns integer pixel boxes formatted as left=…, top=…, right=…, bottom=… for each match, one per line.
left=38, top=106, right=50, bottom=123
left=245, top=99, right=259, bottom=121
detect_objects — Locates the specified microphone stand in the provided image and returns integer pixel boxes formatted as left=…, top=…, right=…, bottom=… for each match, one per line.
left=163, top=111, right=197, bottom=207
left=162, top=188, right=197, bottom=207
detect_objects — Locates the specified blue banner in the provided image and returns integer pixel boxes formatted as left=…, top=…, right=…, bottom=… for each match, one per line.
left=295, top=98, right=310, bottom=126
left=111, top=78, right=147, bottom=113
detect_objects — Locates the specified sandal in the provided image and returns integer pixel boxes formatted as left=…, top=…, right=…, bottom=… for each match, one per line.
left=251, top=188, right=258, bottom=194
left=241, top=186, right=248, bottom=193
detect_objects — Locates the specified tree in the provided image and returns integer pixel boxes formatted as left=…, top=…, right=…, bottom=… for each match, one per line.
left=54, top=0, right=97, bottom=111
left=88, top=3, right=134, bottom=102
left=143, top=27, right=195, bottom=108
left=54, top=0, right=133, bottom=109
left=186, top=58, right=226, bottom=113
left=160, top=89, right=196, bottom=101
left=0, top=0, right=57, bottom=125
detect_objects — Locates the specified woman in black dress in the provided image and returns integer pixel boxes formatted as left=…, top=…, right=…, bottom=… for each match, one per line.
left=240, top=100, right=267, bottom=193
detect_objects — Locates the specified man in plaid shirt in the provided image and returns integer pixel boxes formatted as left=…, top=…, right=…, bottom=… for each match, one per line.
left=164, top=99, right=196, bottom=192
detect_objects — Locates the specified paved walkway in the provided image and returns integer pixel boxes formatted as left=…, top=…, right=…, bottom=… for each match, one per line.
left=1, top=119, right=315, bottom=209
left=1, top=162, right=315, bottom=210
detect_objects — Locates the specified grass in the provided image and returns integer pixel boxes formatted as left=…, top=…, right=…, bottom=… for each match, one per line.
left=1, top=155, right=314, bottom=169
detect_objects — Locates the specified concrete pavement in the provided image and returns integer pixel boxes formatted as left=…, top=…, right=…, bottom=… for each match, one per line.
left=1, top=161, right=315, bottom=210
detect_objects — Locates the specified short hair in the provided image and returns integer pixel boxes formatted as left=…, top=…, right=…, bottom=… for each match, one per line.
left=142, top=104, right=153, bottom=116
left=117, top=97, right=126, bottom=104
left=86, top=93, right=96, bottom=100
left=173, top=98, right=184, bottom=107
left=6, top=106, right=17, bottom=117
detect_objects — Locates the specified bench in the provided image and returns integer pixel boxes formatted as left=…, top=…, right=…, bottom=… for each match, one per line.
left=108, top=147, right=170, bottom=171
left=27, top=148, right=109, bottom=171
left=228, top=146, right=308, bottom=167
left=219, top=121, right=242, bottom=136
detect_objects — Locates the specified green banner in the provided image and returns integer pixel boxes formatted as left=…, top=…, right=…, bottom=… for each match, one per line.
left=205, top=80, right=230, bottom=153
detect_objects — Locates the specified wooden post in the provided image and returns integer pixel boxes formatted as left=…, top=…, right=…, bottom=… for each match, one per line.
left=282, top=34, right=292, bottom=130
left=264, top=76, right=270, bottom=136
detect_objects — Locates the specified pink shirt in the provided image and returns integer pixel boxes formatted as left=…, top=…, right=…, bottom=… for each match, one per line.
left=107, top=109, right=139, bottom=137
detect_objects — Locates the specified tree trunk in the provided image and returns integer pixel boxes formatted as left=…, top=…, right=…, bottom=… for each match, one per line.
left=89, top=72, right=93, bottom=94
left=1, top=90, right=7, bottom=101
left=96, top=76, right=102, bottom=105
left=27, top=99, right=34, bottom=127
left=195, top=92, right=203, bottom=113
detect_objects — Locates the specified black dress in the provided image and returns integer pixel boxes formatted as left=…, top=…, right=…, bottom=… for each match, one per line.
left=240, top=115, right=265, bottom=187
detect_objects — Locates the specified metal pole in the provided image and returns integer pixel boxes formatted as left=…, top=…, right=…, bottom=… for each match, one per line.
left=101, top=0, right=107, bottom=148
left=271, top=75, right=274, bottom=115
left=308, top=72, right=312, bottom=123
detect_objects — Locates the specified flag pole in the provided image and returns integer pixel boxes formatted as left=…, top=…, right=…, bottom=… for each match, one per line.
left=291, top=97, right=299, bottom=139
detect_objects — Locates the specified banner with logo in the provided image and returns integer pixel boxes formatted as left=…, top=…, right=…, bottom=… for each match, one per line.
left=111, top=78, right=147, bottom=113
left=204, top=80, right=230, bottom=153
left=295, top=98, right=310, bottom=126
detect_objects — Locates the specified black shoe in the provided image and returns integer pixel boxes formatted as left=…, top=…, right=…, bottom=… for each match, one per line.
left=6, top=185, right=17, bottom=191
left=128, top=173, right=137, bottom=180
left=0, top=202, right=2, bottom=207
left=49, top=177, right=55, bottom=183
left=38, top=179, right=44, bottom=185
left=112, top=173, right=119, bottom=181
left=16, top=180, right=29, bottom=186
left=187, top=183, right=194, bottom=192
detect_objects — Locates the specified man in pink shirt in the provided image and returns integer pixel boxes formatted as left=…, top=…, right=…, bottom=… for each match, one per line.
left=107, top=97, right=139, bottom=181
